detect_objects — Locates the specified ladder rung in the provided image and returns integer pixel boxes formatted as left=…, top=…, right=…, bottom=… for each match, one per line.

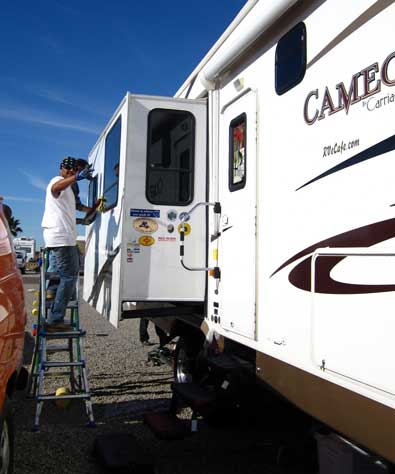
left=45, top=300, right=78, bottom=309
left=39, top=371, right=73, bottom=378
left=43, top=361, right=84, bottom=368
left=38, top=393, right=91, bottom=401
left=46, top=345, right=69, bottom=353
left=41, top=330, right=85, bottom=338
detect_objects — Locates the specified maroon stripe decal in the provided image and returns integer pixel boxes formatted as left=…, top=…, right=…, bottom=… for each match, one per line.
left=271, top=218, right=395, bottom=294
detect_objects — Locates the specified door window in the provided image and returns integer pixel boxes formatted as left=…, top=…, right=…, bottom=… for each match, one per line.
left=146, top=109, right=195, bottom=206
left=229, top=113, right=247, bottom=192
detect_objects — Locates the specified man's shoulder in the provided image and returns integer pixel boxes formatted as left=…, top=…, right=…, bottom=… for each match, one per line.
left=49, top=176, right=63, bottom=186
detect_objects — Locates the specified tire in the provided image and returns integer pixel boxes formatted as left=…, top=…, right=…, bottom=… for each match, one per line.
left=173, top=336, right=202, bottom=384
left=0, top=396, right=14, bottom=474
left=20, top=268, right=25, bottom=275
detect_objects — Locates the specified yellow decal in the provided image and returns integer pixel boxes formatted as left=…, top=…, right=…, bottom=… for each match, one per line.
left=213, top=249, right=218, bottom=261
left=139, top=235, right=155, bottom=246
left=178, top=223, right=191, bottom=236
left=133, top=218, right=158, bottom=234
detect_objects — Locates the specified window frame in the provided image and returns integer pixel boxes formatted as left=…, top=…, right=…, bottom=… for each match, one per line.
left=103, top=116, right=122, bottom=212
left=228, top=112, right=247, bottom=192
left=145, top=108, right=196, bottom=206
left=275, top=22, right=307, bottom=96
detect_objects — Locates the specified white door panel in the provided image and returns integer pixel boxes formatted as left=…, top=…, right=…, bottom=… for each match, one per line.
left=218, top=90, right=257, bottom=339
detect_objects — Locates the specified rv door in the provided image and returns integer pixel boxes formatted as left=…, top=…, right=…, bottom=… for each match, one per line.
left=217, top=90, right=257, bottom=339
left=121, top=95, right=207, bottom=305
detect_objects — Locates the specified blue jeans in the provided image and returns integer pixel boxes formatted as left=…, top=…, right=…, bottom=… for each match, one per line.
left=46, top=250, right=57, bottom=290
left=48, top=246, right=79, bottom=323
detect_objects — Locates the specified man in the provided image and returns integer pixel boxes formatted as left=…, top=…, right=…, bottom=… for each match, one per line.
left=41, top=157, right=92, bottom=330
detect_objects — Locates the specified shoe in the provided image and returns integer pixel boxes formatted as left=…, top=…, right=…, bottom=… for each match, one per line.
left=46, top=290, right=56, bottom=300
left=45, top=321, right=73, bottom=332
left=141, top=340, right=154, bottom=346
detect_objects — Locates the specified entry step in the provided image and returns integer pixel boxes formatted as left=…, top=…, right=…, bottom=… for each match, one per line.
left=144, top=411, right=191, bottom=440
left=206, top=352, right=254, bottom=373
left=171, top=382, right=216, bottom=410
left=93, top=433, right=154, bottom=472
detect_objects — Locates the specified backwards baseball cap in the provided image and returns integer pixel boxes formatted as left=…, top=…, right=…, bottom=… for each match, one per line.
left=60, top=156, right=77, bottom=170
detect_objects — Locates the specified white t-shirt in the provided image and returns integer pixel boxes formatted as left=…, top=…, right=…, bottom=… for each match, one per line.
left=41, top=176, right=77, bottom=247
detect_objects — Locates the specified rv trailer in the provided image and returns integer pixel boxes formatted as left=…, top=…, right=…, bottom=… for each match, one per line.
left=84, top=0, right=395, bottom=464
left=13, top=237, right=35, bottom=262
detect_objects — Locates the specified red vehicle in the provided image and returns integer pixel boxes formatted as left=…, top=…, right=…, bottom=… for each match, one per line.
left=0, top=198, right=26, bottom=473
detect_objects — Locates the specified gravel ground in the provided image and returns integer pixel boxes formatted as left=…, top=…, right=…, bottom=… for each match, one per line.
left=13, top=274, right=317, bottom=474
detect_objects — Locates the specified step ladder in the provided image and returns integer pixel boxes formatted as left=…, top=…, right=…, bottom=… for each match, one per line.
left=28, top=249, right=95, bottom=431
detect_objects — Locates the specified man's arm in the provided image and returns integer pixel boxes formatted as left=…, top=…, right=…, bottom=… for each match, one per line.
left=51, top=175, right=76, bottom=196
left=76, top=203, right=93, bottom=213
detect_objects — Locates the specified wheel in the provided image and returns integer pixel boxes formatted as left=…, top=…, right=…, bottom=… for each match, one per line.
left=0, top=396, right=14, bottom=474
left=173, top=336, right=202, bottom=384
left=20, top=268, right=25, bottom=275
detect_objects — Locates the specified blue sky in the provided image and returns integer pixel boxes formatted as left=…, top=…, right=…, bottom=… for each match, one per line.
left=1, top=0, right=245, bottom=247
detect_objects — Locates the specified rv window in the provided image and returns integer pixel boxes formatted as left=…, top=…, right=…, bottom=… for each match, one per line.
left=103, top=117, right=121, bottom=211
left=88, top=175, right=97, bottom=209
left=229, top=113, right=247, bottom=192
left=146, top=109, right=195, bottom=206
left=275, top=22, right=306, bottom=95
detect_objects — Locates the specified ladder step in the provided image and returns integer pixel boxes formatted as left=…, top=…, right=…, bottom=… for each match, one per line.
left=45, top=272, right=60, bottom=280
left=38, top=393, right=91, bottom=401
left=46, top=345, right=69, bottom=353
left=45, top=300, right=78, bottom=309
left=43, top=361, right=84, bottom=368
left=38, top=371, right=73, bottom=378
left=41, top=330, right=86, bottom=338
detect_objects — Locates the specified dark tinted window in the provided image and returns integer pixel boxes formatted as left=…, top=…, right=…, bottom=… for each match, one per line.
left=229, top=113, right=246, bottom=192
left=146, top=109, right=195, bottom=205
left=103, top=117, right=121, bottom=210
left=88, top=175, right=97, bottom=209
left=275, top=22, right=306, bottom=95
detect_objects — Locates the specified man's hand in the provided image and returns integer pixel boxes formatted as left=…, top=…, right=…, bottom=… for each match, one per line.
left=76, top=164, right=94, bottom=181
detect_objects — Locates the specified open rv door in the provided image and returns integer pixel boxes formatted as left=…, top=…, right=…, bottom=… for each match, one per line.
left=120, top=95, right=207, bottom=312
left=217, top=90, right=257, bottom=339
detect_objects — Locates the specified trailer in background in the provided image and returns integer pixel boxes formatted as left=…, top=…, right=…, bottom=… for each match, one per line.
left=13, top=237, right=35, bottom=262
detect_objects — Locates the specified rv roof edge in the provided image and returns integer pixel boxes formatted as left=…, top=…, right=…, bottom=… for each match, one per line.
left=200, top=0, right=299, bottom=89
left=175, top=0, right=259, bottom=97
left=175, top=0, right=298, bottom=95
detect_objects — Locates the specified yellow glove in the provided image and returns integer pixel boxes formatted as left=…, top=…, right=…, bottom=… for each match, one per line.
left=96, top=196, right=106, bottom=213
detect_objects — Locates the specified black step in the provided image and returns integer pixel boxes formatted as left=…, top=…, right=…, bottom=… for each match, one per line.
left=93, top=433, right=154, bottom=473
left=144, top=411, right=191, bottom=440
left=206, top=352, right=254, bottom=373
left=171, top=382, right=216, bottom=409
